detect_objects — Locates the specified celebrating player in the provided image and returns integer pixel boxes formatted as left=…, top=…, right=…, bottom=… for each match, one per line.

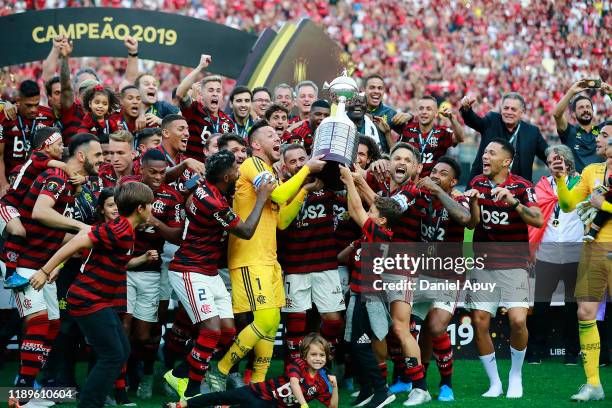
left=399, top=96, right=464, bottom=177
left=278, top=144, right=345, bottom=367
left=551, top=125, right=611, bottom=401
left=207, top=121, right=325, bottom=389
left=464, top=138, right=543, bottom=399
left=412, top=157, right=477, bottom=402
left=176, top=55, right=235, bottom=162
left=166, top=150, right=275, bottom=398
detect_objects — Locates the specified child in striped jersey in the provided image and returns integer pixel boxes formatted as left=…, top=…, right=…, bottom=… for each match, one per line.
left=28, top=182, right=154, bottom=408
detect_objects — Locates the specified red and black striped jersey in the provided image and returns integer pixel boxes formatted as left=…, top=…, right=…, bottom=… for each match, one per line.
left=333, top=191, right=362, bottom=253
left=288, top=115, right=301, bottom=124
left=417, top=193, right=469, bottom=279
left=170, top=181, right=239, bottom=275
left=349, top=218, right=393, bottom=293
left=289, top=120, right=314, bottom=153
left=399, top=122, right=455, bottom=177
left=365, top=172, right=421, bottom=242
left=111, top=111, right=138, bottom=134
left=417, top=194, right=468, bottom=243
left=133, top=145, right=193, bottom=193
left=16, top=168, right=77, bottom=270
left=278, top=189, right=337, bottom=274
left=78, top=113, right=121, bottom=141
left=121, top=175, right=184, bottom=272
left=468, top=173, right=538, bottom=269
left=58, top=101, right=84, bottom=145
left=1, top=151, right=51, bottom=208
left=250, top=358, right=333, bottom=407
left=0, top=108, right=55, bottom=179
left=97, top=162, right=119, bottom=189
left=181, top=101, right=235, bottom=162
left=67, top=216, right=135, bottom=316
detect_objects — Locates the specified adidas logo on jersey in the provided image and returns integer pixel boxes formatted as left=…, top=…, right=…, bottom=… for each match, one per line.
left=357, top=334, right=371, bottom=344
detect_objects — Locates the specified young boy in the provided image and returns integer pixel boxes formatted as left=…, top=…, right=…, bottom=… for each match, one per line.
left=337, top=165, right=404, bottom=408
left=27, top=182, right=154, bottom=408
left=1, top=126, right=76, bottom=289
left=164, top=333, right=338, bottom=408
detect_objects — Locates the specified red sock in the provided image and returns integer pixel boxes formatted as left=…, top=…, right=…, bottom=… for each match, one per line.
left=17, top=314, right=50, bottom=386
left=164, top=307, right=193, bottom=367
left=378, top=361, right=388, bottom=381
left=187, top=329, right=220, bottom=382
left=432, top=332, right=453, bottom=387
left=404, top=358, right=426, bottom=390
left=285, top=312, right=307, bottom=365
left=115, top=364, right=127, bottom=390
left=41, top=319, right=60, bottom=369
left=217, top=327, right=236, bottom=352
left=320, top=318, right=343, bottom=354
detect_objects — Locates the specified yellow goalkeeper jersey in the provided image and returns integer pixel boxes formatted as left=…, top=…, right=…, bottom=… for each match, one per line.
left=557, top=162, right=612, bottom=243
left=228, top=156, right=311, bottom=268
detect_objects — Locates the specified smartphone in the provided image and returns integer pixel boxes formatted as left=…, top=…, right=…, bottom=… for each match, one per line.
left=184, top=174, right=201, bottom=190
left=582, top=78, right=602, bottom=89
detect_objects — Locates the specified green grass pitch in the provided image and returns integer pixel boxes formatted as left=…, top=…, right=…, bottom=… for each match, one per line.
left=2, top=359, right=611, bottom=407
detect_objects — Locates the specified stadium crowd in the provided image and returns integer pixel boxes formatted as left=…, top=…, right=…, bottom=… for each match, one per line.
left=0, top=0, right=610, bottom=144
left=0, top=2, right=611, bottom=408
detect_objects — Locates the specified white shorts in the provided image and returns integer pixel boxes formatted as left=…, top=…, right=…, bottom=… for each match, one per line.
left=160, top=242, right=179, bottom=301
left=218, top=268, right=231, bottom=292
left=383, top=273, right=414, bottom=304
left=127, top=271, right=161, bottom=323
left=338, top=265, right=350, bottom=296
left=14, top=268, right=59, bottom=320
left=465, top=268, right=530, bottom=317
left=0, top=205, right=19, bottom=236
left=411, top=276, right=460, bottom=320
left=169, top=271, right=233, bottom=323
left=282, top=270, right=346, bottom=313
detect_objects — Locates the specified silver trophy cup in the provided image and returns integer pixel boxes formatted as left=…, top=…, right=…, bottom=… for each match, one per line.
left=311, top=70, right=359, bottom=190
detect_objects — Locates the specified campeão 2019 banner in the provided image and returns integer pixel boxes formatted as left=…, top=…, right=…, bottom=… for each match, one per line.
left=0, top=8, right=348, bottom=92
left=0, top=7, right=259, bottom=79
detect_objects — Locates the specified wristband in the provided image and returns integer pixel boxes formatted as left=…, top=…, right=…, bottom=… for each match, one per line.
left=40, top=267, right=50, bottom=276
left=511, top=199, right=520, bottom=210
left=128, top=52, right=139, bottom=57
left=300, top=404, right=309, bottom=408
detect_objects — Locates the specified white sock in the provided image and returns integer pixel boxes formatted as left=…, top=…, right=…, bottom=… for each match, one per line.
left=479, top=352, right=502, bottom=397
left=509, top=346, right=526, bottom=379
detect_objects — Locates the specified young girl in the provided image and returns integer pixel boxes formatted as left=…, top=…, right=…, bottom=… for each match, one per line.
left=97, top=187, right=119, bottom=222
left=78, top=84, right=121, bottom=141
left=164, top=333, right=339, bottom=408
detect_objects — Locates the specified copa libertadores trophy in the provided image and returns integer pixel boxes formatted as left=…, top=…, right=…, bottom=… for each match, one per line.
left=311, top=70, right=360, bottom=190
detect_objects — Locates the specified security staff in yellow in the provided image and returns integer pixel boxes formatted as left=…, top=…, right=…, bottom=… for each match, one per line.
left=552, top=124, right=611, bottom=402
left=208, top=120, right=326, bottom=389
